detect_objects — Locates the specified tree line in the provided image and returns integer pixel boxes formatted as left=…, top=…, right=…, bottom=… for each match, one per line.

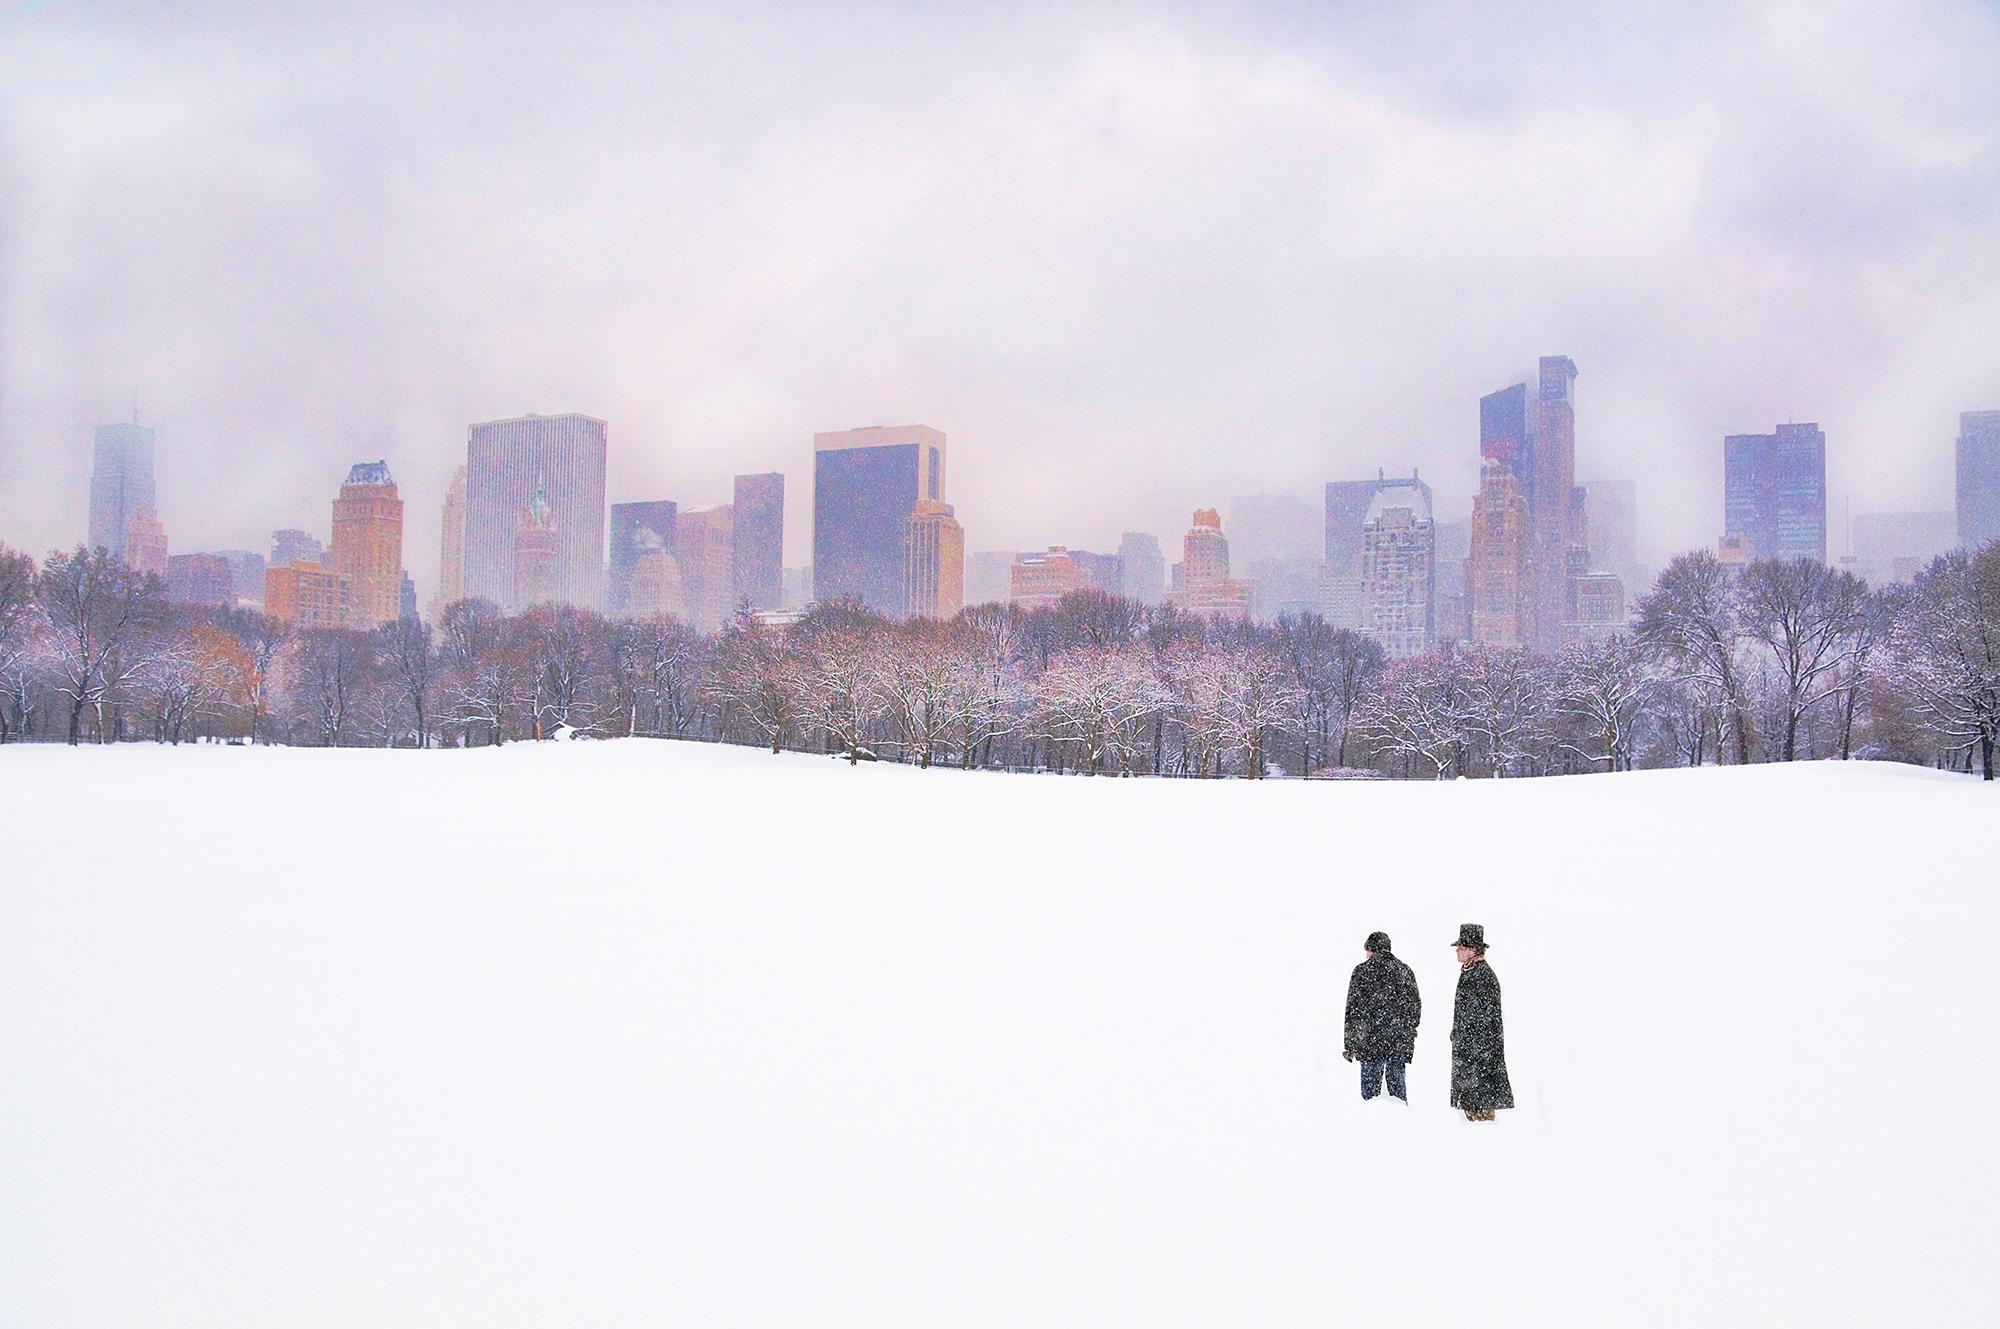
left=3, top=538, right=1997, bottom=779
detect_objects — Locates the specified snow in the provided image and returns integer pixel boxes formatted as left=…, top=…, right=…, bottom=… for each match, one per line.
left=1, top=741, right=1994, bottom=1326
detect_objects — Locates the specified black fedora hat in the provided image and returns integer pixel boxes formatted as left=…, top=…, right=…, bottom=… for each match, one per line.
left=1451, top=923, right=1487, bottom=949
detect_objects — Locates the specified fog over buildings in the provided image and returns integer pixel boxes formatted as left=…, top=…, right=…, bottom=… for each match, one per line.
left=2, top=1, right=1999, bottom=605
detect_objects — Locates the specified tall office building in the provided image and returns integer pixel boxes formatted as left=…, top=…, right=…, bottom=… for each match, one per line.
left=215, top=551, right=267, bottom=604
left=1580, top=479, right=1639, bottom=587
left=1958, top=410, right=2000, bottom=552
left=1359, top=479, right=1435, bottom=660
left=513, top=485, right=561, bottom=609
left=1010, top=548, right=1087, bottom=609
left=1724, top=423, right=1827, bottom=563
left=1360, top=482, right=1440, bottom=660
left=812, top=425, right=946, bottom=618
left=731, top=473, right=785, bottom=611
left=465, top=413, right=608, bottom=611
left=1476, top=357, right=1583, bottom=649
left=330, top=461, right=404, bottom=629
left=1467, top=462, right=1533, bottom=648
left=265, top=562, right=350, bottom=628
left=965, top=551, right=1018, bottom=607
left=675, top=505, right=736, bottom=630
left=166, top=553, right=234, bottom=607
left=1168, top=509, right=1252, bottom=621
left=126, top=507, right=168, bottom=576
left=904, top=500, right=965, bottom=620
left=438, top=465, right=467, bottom=612
left=1325, top=474, right=1435, bottom=582
left=1118, top=532, right=1166, bottom=604
left=272, top=529, right=325, bottom=570
left=89, top=422, right=156, bottom=559
left=609, top=500, right=678, bottom=616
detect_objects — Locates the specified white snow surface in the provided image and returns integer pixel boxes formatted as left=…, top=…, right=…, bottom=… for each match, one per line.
left=1, top=741, right=1994, bottom=1327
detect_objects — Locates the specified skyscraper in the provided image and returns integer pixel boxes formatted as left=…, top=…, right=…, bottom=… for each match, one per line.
left=609, top=500, right=678, bottom=616
left=1476, top=358, right=1584, bottom=650
left=1958, top=410, right=2000, bottom=551
left=1326, top=474, right=1435, bottom=582
left=125, top=507, right=168, bottom=577
left=271, top=529, right=325, bottom=571
left=1117, top=532, right=1166, bottom=604
left=812, top=424, right=946, bottom=618
left=464, top=413, right=608, bottom=611
left=731, top=472, right=785, bottom=611
left=1580, top=479, right=1639, bottom=588
left=166, top=553, right=234, bottom=607
left=1168, top=509, right=1252, bottom=621
left=89, top=422, right=156, bottom=559
left=675, top=505, right=736, bottom=630
left=1724, top=423, right=1827, bottom=563
left=331, top=461, right=404, bottom=629
left=904, top=500, right=965, bottom=619
left=513, top=484, right=561, bottom=609
left=1467, top=462, right=1532, bottom=648
left=1359, top=478, right=1435, bottom=660
left=438, top=465, right=467, bottom=612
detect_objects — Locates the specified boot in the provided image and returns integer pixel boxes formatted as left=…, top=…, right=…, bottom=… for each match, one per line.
left=1464, top=1108, right=1495, bottom=1122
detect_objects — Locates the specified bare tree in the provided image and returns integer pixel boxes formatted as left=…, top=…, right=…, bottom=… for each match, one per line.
left=1354, top=648, right=1468, bottom=779
left=217, top=608, right=290, bottom=744
left=795, top=599, right=889, bottom=763
left=1635, top=550, right=1753, bottom=765
left=438, top=598, right=517, bottom=745
left=377, top=615, right=442, bottom=747
left=34, top=546, right=168, bottom=744
left=947, top=604, right=1028, bottom=769
left=880, top=619, right=960, bottom=768
left=0, top=544, right=39, bottom=742
left=1457, top=644, right=1550, bottom=778
left=623, top=613, right=707, bottom=738
left=1832, top=583, right=1907, bottom=761
left=1890, top=544, right=2000, bottom=779
left=517, top=604, right=612, bottom=738
left=294, top=628, right=375, bottom=747
left=708, top=612, right=804, bottom=754
left=1739, top=558, right=1870, bottom=761
left=1209, top=642, right=1304, bottom=778
left=1035, top=646, right=1163, bottom=775
left=1553, top=634, right=1653, bottom=773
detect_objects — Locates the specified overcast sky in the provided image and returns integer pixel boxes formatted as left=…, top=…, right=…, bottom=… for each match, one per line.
left=3, top=0, right=1998, bottom=598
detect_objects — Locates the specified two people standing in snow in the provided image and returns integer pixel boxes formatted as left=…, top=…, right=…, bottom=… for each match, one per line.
left=1342, top=923, right=1513, bottom=1122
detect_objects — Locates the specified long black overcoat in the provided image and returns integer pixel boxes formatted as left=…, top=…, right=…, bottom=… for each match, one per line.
left=1344, top=951, right=1422, bottom=1063
left=1449, top=958, right=1515, bottom=1110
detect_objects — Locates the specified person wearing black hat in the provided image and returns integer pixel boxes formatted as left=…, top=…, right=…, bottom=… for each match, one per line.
left=1449, top=924, right=1514, bottom=1121
left=1343, top=930, right=1421, bottom=1102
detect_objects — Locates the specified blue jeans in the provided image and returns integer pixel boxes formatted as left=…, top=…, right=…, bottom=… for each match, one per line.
left=1361, top=1059, right=1407, bottom=1101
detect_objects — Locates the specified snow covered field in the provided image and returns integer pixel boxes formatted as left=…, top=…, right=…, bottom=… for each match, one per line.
left=1, top=741, right=1994, bottom=1327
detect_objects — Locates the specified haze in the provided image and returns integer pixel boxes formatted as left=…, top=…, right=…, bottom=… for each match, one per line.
left=2, top=0, right=1997, bottom=602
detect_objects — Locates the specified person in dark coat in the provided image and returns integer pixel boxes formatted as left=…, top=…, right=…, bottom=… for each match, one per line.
left=1449, top=923, right=1514, bottom=1121
left=1343, top=930, right=1421, bottom=1102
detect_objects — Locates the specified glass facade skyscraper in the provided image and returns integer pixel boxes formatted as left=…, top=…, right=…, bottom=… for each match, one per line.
left=1724, top=423, right=1827, bottom=563
left=609, top=500, right=678, bottom=616
left=1958, top=410, right=2000, bottom=552
left=89, top=422, right=156, bottom=558
left=731, top=472, right=785, bottom=611
left=464, top=413, right=608, bottom=611
left=811, top=425, right=948, bottom=618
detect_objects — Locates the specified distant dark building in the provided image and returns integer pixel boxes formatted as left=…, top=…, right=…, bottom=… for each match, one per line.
left=812, top=425, right=947, bottom=618
left=1477, top=359, right=1580, bottom=651
left=1959, top=410, right=2000, bottom=552
left=609, top=500, right=678, bottom=616
left=214, top=550, right=267, bottom=604
left=1326, top=473, right=1433, bottom=581
left=1118, top=532, right=1166, bottom=604
left=401, top=572, right=418, bottom=622
left=89, top=422, right=156, bottom=559
left=731, top=472, right=785, bottom=611
left=166, top=553, right=234, bottom=608
left=271, top=529, right=325, bottom=570
left=1725, top=423, right=1827, bottom=563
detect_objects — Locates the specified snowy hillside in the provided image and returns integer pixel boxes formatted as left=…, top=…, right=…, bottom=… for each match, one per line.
left=1, top=742, right=1994, bottom=1327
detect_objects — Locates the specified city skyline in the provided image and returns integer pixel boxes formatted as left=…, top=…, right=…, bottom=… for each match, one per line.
left=4, top=3, right=1998, bottom=598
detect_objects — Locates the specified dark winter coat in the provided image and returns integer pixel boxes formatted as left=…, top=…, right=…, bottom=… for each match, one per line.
left=1344, top=950, right=1422, bottom=1064
left=1450, top=958, right=1515, bottom=1111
